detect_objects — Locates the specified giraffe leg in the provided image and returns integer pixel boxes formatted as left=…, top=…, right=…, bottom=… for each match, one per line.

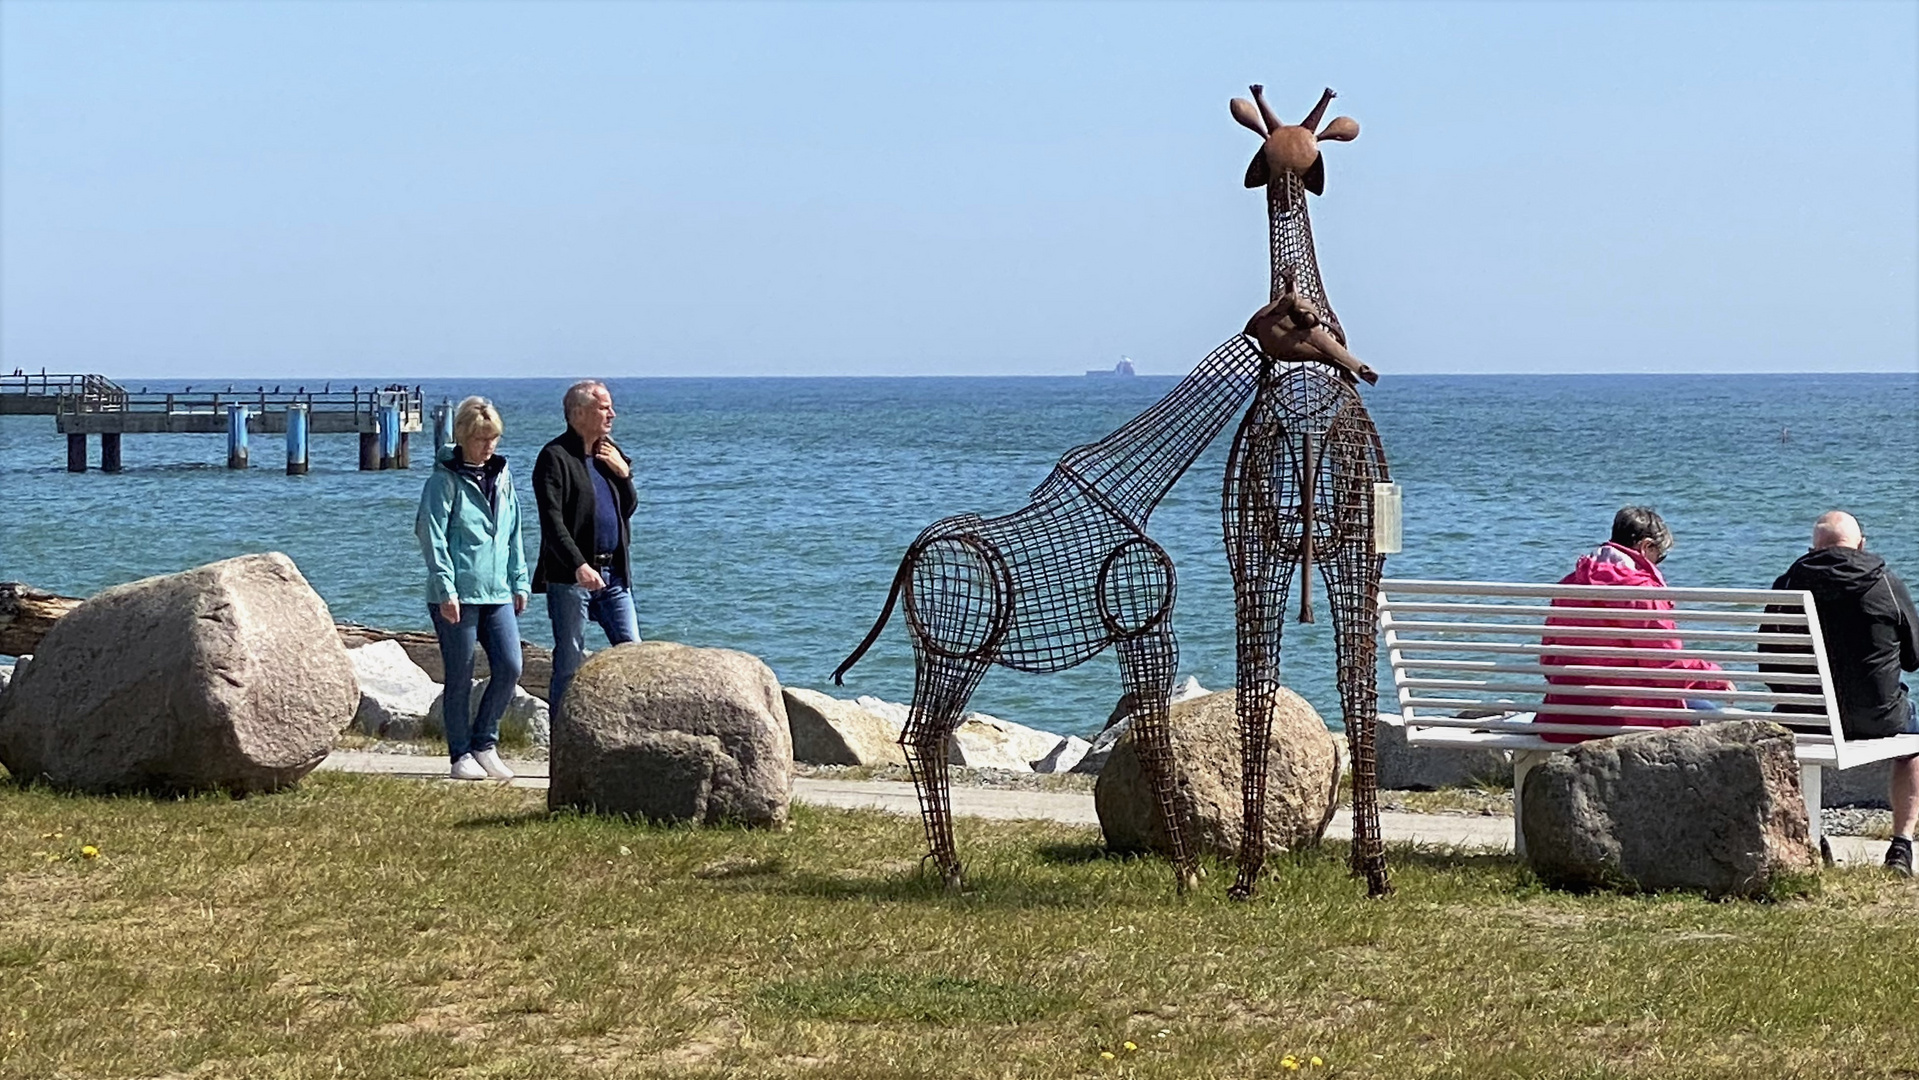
left=902, top=647, right=990, bottom=893
left=1116, top=621, right=1198, bottom=893
left=1223, top=403, right=1299, bottom=902
left=1326, top=535, right=1392, bottom=898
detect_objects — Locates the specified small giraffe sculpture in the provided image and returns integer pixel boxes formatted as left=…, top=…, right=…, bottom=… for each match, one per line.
left=834, top=334, right=1263, bottom=892
left=1223, top=85, right=1393, bottom=899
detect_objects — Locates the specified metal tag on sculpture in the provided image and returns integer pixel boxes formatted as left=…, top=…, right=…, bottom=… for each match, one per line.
left=837, top=84, right=1393, bottom=900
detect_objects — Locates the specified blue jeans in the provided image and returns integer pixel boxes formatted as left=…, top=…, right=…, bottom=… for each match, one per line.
left=428, top=602, right=523, bottom=761
left=547, top=570, right=640, bottom=721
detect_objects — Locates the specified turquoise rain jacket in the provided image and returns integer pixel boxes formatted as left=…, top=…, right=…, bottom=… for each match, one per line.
left=415, top=445, right=532, bottom=605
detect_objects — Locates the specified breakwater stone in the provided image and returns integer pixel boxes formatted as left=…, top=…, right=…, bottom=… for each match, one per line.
left=1096, top=688, right=1340, bottom=859
left=1520, top=721, right=1817, bottom=898
left=0, top=553, right=357, bottom=793
left=783, top=687, right=905, bottom=767
left=550, top=641, right=791, bottom=826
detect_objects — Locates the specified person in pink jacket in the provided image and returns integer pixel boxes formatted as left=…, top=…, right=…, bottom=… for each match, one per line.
left=1538, top=506, right=1734, bottom=743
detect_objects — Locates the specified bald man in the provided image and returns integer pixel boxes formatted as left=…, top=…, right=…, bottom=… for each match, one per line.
left=1773, top=511, right=1919, bottom=875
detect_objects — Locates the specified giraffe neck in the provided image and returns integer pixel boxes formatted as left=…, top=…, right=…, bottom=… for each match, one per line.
left=1267, top=173, right=1344, bottom=344
left=1045, top=335, right=1263, bottom=525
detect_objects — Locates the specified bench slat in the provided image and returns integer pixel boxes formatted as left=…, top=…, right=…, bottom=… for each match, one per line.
left=1383, top=619, right=1809, bottom=644
left=1386, top=639, right=1818, bottom=666
left=1382, top=579, right=1803, bottom=605
left=1386, top=601, right=1808, bottom=626
left=1401, top=695, right=1814, bottom=723
left=1395, top=677, right=1825, bottom=706
left=1405, top=716, right=1838, bottom=740
left=1391, top=658, right=1828, bottom=686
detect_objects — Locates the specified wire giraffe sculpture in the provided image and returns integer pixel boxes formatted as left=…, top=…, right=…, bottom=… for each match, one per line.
left=1223, top=84, right=1393, bottom=899
left=834, top=83, right=1393, bottom=899
left=834, top=334, right=1263, bottom=892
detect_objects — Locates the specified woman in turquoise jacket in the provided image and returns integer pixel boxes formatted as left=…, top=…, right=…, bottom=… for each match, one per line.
left=416, top=396, right=531, bottom=781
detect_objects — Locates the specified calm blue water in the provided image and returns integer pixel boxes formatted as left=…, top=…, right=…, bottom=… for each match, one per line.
left=2, top=373, right=1914, bottom=737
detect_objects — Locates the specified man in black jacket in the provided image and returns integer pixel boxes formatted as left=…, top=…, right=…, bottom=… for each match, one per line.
left=1774, top=511, right=1919, bottom=874
left=534, top=380, right=639, bottom=720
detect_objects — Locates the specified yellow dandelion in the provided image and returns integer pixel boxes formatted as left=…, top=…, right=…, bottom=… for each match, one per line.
left=1283, top=1062, right=1301, bottom=1072
left=1100, top=1051, right=1115, bottom=1060
left=80, top=845, right=99, bottom=859
left=1311, top=1057, right=1324, bottom=1067
left=1123, top=1041, right=1137, bottom=1052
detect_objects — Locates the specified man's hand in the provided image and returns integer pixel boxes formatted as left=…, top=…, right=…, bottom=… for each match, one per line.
left=439, top=599, right=461, bottom=624
left=575, top=563, right=605, bottom=591
left=513, top=593, right=527, bottom=615
left=595, top=439, right=630, bottom=480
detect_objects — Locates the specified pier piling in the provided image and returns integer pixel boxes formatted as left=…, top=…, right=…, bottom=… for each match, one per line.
left=66, top=434, right=86, bottom=473
left=286, top=403, right=310, bottom=475
left=226, top=404, right=249, bottom=469
left=432, top=400, right=453, bottom=450
left=359, top=432, right=379, bottom=471
left=377, top=402, right=400, bottom=470
left=101, top=433, right=123, bottom=473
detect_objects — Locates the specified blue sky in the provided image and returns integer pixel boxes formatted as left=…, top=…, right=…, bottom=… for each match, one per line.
left=2, top=1, right=1914, bottom=378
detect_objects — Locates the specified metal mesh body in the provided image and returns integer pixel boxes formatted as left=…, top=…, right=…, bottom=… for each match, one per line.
left=1222, top=171, right=1392, bottom=899
left=838, top=335, right=1263, bottom=890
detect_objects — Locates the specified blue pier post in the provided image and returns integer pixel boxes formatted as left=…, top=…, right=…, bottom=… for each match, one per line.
left=286, top=403, right=310, bottom=475
left=377, top=401, right=400, bottom=470
left=433, top=399, right=453, bottom=450
left=226, top=404, right=249, bottom=469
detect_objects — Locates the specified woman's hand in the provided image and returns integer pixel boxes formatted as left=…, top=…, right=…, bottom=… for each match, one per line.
left=513, top=593, right=527, bottom=615
left=594, top=439, right=631, bottom=480
left=439, top=599, right=461, bottom=623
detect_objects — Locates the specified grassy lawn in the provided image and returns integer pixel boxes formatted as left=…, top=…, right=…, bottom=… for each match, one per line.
left=2, top=773, right=1915, bottom=1079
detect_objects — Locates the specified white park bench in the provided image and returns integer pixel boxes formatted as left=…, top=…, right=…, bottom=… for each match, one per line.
left=1378, top=578, right=1919, bottom=858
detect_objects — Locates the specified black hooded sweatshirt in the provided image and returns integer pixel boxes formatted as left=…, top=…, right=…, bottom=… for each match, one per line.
left=1771, top=547, right=1919, bottom=738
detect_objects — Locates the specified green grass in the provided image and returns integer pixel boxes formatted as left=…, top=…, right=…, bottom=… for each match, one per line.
left=2, top=772, right=1915, bottom=1079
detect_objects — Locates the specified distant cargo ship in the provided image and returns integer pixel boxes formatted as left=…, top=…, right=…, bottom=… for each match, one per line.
left=1086, top=356, right=1137, bottom=378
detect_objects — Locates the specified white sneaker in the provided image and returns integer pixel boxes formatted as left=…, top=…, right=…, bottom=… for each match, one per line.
left=450, top=754, right=487, bottom=781
left=472, top=747, right=515, bottom=781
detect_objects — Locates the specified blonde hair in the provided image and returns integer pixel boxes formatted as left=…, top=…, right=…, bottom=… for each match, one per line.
left=453, top=396, right=503, bottom=444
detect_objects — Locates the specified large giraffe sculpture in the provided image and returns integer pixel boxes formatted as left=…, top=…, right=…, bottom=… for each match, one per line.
left=1223, top=85, right=1393, bottom=899
left=835, top=83, right=1392, bottom=899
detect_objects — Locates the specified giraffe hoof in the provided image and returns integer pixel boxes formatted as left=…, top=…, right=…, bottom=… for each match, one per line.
left=942, top=868, right=966, bottom=894
left=1176, top=869, right=1201, bottom=895
left=1227, top=882, right=1256, bottom=903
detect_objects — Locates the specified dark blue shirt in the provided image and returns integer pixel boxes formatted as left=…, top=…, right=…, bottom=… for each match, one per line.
left=590, top=460, right=621, bottom=559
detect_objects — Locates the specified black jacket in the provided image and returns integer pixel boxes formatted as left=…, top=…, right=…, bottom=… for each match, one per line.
left=531, top=429, right=638, bottom=593
left=1771, top=547, right=1919, bottom=738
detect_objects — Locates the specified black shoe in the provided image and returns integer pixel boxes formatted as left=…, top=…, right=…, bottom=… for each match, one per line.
left=1886, top=837, right=1914, bottom=877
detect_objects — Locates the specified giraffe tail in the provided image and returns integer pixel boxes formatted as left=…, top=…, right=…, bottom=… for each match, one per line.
left=832, top=555, right=913, bottom=685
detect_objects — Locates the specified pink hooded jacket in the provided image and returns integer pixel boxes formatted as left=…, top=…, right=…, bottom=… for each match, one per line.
left=1538, top=542, right=1733, bottom=743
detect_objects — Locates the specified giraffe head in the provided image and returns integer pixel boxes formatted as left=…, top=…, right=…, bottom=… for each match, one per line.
left=1244, top=270, right=1378, bottom=386
left=1230, top=85, right=1358, bottom=196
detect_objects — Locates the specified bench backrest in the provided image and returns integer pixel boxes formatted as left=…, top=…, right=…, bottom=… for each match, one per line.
left=1378, top=578, right=1841, bottom=747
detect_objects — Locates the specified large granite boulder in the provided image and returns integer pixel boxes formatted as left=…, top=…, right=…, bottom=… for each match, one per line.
left=550, top=641, right=791, bottom=826
left=426, top=678, right=551, bottom=747
left=783, top=688, right=905, bottom=767
left=1096, top=688, right=1340, bottom=859
left=1520, top=721, right=1818, bottom=898
left=348, top=640, right=441, bottom=739
left=0, top=553, right=357, bottom=793
left=1376, top=716, right=1511, bottom=791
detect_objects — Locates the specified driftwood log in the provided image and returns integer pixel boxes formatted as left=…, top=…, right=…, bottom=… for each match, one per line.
left=3, top=582, right=552, bottom=701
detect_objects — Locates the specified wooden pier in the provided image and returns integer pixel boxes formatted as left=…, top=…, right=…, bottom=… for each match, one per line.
left=0, top=371, right=440, bottom=473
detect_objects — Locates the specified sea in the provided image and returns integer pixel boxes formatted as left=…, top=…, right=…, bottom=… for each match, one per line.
left=2, top=372, right=1914, bottom=739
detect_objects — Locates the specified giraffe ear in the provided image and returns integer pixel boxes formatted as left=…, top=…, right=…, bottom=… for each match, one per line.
left=1303, top=153, right=1325, bottom=196
left=1244, top=148, right=1270, bottom=189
